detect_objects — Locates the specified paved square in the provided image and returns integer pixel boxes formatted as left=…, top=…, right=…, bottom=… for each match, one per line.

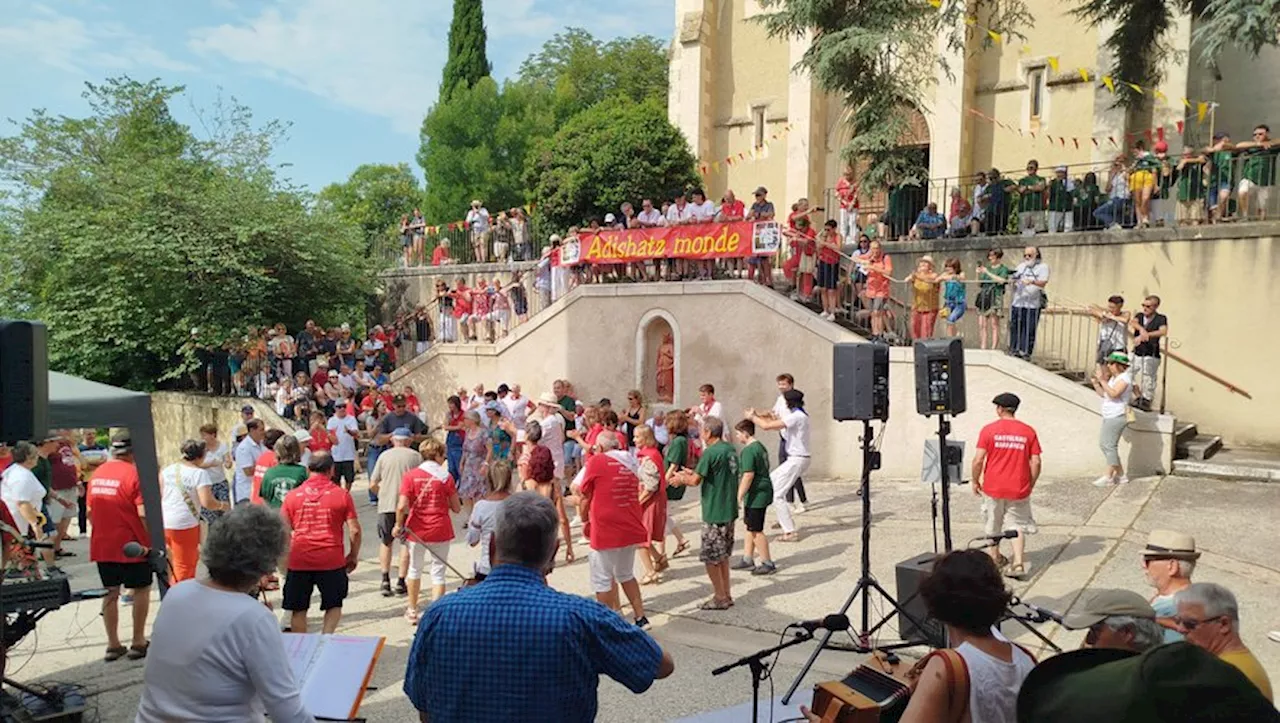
left=12, top=473, right=1280, bottom=721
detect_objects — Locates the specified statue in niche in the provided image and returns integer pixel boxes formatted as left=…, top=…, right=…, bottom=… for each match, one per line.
left=655, top=332, right=675, bottom=403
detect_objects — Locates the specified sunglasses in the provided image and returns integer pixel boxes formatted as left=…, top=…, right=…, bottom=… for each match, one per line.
left=1175, top=615, right=1225, bottom=631
left=1141, top=303, right=1155, bottom=309
left=1024, top=254, right=1035, bottom=258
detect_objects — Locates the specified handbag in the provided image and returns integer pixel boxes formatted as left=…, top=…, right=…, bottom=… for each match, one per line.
left=975, top=284, right=997, bottom=312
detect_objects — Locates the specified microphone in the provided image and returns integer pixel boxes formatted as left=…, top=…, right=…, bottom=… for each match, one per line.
left=794, top=614, right=851, bottom=633
left=981, top=530, right=1019, bottom=541
left=1020, top=601, right=1064, bottom=624
left=122, top=541, right=149, bottom=558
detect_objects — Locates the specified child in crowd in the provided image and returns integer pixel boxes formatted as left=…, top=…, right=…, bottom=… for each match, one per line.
left=939, top=257, right=968, bottom=338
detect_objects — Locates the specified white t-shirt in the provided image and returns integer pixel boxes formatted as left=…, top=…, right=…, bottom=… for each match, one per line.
left=204, top=441, right=230, bottom=483
left=1010, top=261, right=1050, bottom=309
left=1, top=464, right=46, bottom=536
left=666, top=203, right=695, bottom=224
left=772, top=395, right=789, bottom=439
left=690, top=200, right=717, bottom=222
left=160, top=463, right=213, bottom=530
left=503, top=395, right=530, bottom=429
left=337, top=373, right=358, bottom=391
left=693, top=400, right=723, bottom=428
left=782, top=408, right=811, bottom=458
left=1101, top=369, right=1133, bottom=419
left=135, top=580, right=314, bottom=723
left=327, top=415, right=360, bottom=462
left=538, top=413, right=566, bottom=480
left=466, top=498, right=503, bottom=576
left=635, top=209, right=666, bottom=227
left=275, top=387, right=291, bottom=416
left=466, top=207, right=491, bottom=234
left=232, top=437, right=264, bottom=504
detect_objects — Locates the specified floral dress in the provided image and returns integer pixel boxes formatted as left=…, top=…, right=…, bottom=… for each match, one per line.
left=458, top=427, right=489, bottom=501
left=489, top=425, right=512, bottom=462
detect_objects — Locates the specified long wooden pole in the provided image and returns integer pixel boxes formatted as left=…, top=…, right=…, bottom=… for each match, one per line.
left=1164, top=348, right=1253, bottom=400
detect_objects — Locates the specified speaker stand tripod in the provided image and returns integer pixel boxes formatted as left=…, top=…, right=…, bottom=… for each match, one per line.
left=781, top=420, right=932, bottom=704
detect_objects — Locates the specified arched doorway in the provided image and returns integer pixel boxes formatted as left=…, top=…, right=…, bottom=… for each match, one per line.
left=825, top=104, right=932, bottom=218
left=635, top=310, right=680, bottom=406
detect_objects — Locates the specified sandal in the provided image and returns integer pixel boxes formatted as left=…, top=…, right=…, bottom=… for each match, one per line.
left=653, top=554, right=670, bottom=572
left=1005, top=563, right=1028, bottom=579
left=672, top=540, right=690, bottom=558
left=404, top=608, right=420, bottom=626
left=640, top=572, right=662, bottom=586
left=104, top=646, right=128, bottom=662
left=126, top=642, right=149, bottom=660
left=777, top=532, right=801, bottom=543
left=698, top=598, right=731, bottom=611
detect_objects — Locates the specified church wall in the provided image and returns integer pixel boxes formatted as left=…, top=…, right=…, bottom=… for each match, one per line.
left=1186, top=43, right=1280, bottom=146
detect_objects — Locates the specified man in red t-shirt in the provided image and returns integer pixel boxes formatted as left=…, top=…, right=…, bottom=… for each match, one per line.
left=280, top=452, right=361, bottom=634
left=47, top=435, right=82, bottom=559
left=579, top=433, right=650, bottom=627
left=971, top=393, right=1042, bottom=580
left=86, top=433, right=153, bottom=661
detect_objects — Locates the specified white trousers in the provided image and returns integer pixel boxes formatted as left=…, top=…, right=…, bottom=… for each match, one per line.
left=771, top=456, right=812, bottom=534
left=406, top=541, right=450, bottom=584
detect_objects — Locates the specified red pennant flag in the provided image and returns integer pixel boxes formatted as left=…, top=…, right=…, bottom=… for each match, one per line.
left=1030, top=131, right=1037, bottom=140
left=1176, top=120, right=1185, bottom=134
left=1073, top=138, right=1080, bottom=149
left=1108, top=136, right=1118, bottom=147
left=738, top=153, right=745, bottom=161
left=1059, top=136, right=1066, bottom=146
left=699, top=164, right=708, bottom=176
left=1144, top=129, right=1153, bottom=144
left=1157, top=127, right=1166, bottom=142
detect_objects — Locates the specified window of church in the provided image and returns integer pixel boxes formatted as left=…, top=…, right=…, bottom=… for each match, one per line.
left=1029, top=68, right=1045, bottom=122
left=752, top=105, right=766, bottom=149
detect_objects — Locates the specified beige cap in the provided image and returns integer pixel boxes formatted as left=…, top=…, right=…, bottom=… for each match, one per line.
left=1142, top=529, right=1201, bottom=561
left=537, top=392, right=559, bottom=406
left=1062, top=589, right=1156, bottom=629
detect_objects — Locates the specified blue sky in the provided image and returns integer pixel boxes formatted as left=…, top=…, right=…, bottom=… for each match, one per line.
left=0, top=1, right=674, bottom=192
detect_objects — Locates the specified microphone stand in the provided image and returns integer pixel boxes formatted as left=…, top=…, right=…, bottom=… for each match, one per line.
left=712, top=629, right=816, bottom=723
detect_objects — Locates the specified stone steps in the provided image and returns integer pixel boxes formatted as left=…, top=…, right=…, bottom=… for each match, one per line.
left=1172, top=446, right=1280, bottom=482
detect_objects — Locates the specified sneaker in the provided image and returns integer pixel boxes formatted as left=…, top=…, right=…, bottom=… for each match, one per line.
left=634, top=616, right=651, bottom=630
left=122, top=593, right=134, bottom=605
left=792, top=502, right=807, bottom=514
left=1268, top=631, right=1280, bottom=644
left=46, top=565, right=67, bottom=577
left=752, top=561, right=778, bottom=576
left=1116, top=476, right=1130, bottom=485
left=380, top=579, right=393, bottom=597
left=368, top=494, right=379, bottom=505
left=395, top=579, right=408, bottom=596
left=1092, top=475, right=1116, bottom=487
left=730, top=557, right=756, bottom=571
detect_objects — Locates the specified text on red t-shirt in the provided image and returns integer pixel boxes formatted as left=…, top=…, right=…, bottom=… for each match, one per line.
left=399, top=462, right=457, bottom=543
left=281, top=476, right=357, bottom=571
left=977, top=418, right=1042, bottom=500
left=579, top=454, right=648, bottom=551
left=87, top=460, right=149, bottom=563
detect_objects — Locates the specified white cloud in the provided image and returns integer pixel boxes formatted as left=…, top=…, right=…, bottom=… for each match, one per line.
left=188, top=0, right=446, bottom=135
left=0, top=6, right=197, bottom=76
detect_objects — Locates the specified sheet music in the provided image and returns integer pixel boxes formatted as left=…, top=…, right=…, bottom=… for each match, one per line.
left=281, top=633, right=383, bottom=720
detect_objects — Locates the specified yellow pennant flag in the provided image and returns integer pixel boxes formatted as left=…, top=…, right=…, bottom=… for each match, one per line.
left=1153, top=89, right=1166, bottom=101
left=964, top=16, right=977, bottom=26
left=1102, top=76, right=1116, bottom=93
left=1047, top=56, right=1060, bottom=73
left=1079, top=68, right=1091, bottom=82
left=1020, top=44, right=1032, bottom=55
left=1181, top=97, right=1192, bottom=108
left=1127, top=82, right=1144, bottom=94
left=1197, top=102, right=1209, bottom=123
left=927, top=0, right=941, bottom=7
left=712, top=161, right=720, bottom=172
left=987, top=29, right=1002, bottom=43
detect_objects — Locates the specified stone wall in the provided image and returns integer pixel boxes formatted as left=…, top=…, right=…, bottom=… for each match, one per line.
left=149, top=393, right=294, bottom=467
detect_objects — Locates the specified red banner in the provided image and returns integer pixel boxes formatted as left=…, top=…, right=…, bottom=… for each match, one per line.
left=561, top=221, right=781, bottom=266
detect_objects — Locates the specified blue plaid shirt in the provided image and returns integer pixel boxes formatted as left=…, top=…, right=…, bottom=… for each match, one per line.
left=403, top=564, right=663, bottom=722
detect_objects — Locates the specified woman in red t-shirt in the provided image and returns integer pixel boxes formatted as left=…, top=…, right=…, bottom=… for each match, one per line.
left=395, top=439, right=461, bottom=624
left=307, top=411, right=334, bottom=454
left=634, top=425, right=669, bottom=585
left=816, top=219, right=843, bottom=320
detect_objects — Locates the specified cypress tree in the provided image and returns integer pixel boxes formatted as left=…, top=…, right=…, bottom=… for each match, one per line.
left=440, top=0, right=492, bottom=100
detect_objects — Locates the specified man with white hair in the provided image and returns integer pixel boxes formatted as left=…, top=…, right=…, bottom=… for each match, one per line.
left=1142, top=529, right=1197, bottom=643
left=369, top=428, right=422, bottom=598
left=1176, top=582, right=1273, bottom=702
left=1062, top=588, right=1164, bottom=653
left=404, top=493, right=673, bottom=721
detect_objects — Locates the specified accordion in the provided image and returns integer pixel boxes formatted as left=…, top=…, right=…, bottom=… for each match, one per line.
left=810, top=662, right=913, bottom=723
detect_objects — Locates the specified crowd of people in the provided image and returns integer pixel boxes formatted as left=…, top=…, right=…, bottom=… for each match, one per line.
left=2, top=362, right=1277, bottom=722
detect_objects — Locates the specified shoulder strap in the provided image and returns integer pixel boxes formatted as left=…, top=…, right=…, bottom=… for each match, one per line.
left=924, top=649, right=970, bottom=723
left=167, top=464, right=200, bottom=518
left=1010, top=641, right=1038, bottom=665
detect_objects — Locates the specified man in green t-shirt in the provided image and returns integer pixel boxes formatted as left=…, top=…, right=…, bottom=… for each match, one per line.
left=672, top=416, right=738, bottom=610
left=730, top=419, right=775, bottom=576
left=1017, top=160, right=1047, bottom=234
left=1234, top=124, right=1277, bottom=220
left=1046, top=166, right=1075, bottom=233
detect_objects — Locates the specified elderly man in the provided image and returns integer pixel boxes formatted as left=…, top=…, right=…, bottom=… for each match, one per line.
left=86, top=433, right=152, bottom=661
left=579, top=433, right=650, bottom=628
left=232, top=419, right=266, bottom=505
left=1143, top=529, right=1197, bottom=642
left=1063, top=589, right=1164, bottom=652
left=404, top=493, right=673, bottom=722
left=971, top=393, right=1041, bottom=579
left=369, top=428, right=423, bottom=598
left=672, top=417, right=740, bottom=611
left=1177, top=582, right=1274, bottom=702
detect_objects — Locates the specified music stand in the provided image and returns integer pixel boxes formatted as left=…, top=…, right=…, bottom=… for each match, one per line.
left=781, top=420, right=932, bottom=704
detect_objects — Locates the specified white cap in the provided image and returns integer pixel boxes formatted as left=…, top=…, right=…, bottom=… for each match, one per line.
left=604, top=213, right=616, bottom=223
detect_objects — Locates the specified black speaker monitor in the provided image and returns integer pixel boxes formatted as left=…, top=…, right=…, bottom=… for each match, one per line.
left=895, top=552, right=948, bottom=648
left=913, top=338, right=966, bottom=417
left=832, top=343, right=889, bottom=422
left=0, top=320, right=50, bottom=444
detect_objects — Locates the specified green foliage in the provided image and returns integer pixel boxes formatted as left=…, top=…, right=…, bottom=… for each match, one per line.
left=418, top=77, right=548, bottom=224
left=317, top=163, right=422, bottom=250
left=517, top=28, right=669, bottom=124
left=440, top=0, right=491, bottom=100
left=524, top=98, right=699, bottom=229
left=0, top=77, right=371, bottom=390
left=1194, top=0, right=1280, bottom=60
left=757, top=0, right=1031, bottom=192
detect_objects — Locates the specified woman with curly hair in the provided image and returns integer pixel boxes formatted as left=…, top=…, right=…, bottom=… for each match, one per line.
left=523, top=444, right=574, bottom=564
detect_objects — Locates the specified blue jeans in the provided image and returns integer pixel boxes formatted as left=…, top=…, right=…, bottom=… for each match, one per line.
left=1094, top=198, right=1129, bottom=227
left=446, top=433, right=464, bottom=483
left=1009, top=306, right=1042, bottom=358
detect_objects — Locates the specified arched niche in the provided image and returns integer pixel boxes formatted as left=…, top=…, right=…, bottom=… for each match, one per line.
left=635, top=309, right=680, bottom=407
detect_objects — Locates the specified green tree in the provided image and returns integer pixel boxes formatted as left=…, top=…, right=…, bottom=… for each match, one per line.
left=758, top=0, right=1031, bottom=192
left=419, top=78, right=523, bottom=223
left=524, top=98, right=699, bottom=229
left=1073, top=0, right=1280, bottom=106
left=318, top=163, right=422, bottom=251
left=0, top=78, right=371, bottom=390
left=517, top=28, right=668, bottom=123
left=440, top=0, right=491, bottom=100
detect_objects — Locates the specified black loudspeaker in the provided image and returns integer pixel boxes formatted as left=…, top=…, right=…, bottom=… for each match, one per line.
left=913, top=338, right=966, bottom=417
left=0, top=320, right=50, bottom=444
left=832, top=343, right=889, bottom=422
left=895, top=552, right=948, bottom=648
